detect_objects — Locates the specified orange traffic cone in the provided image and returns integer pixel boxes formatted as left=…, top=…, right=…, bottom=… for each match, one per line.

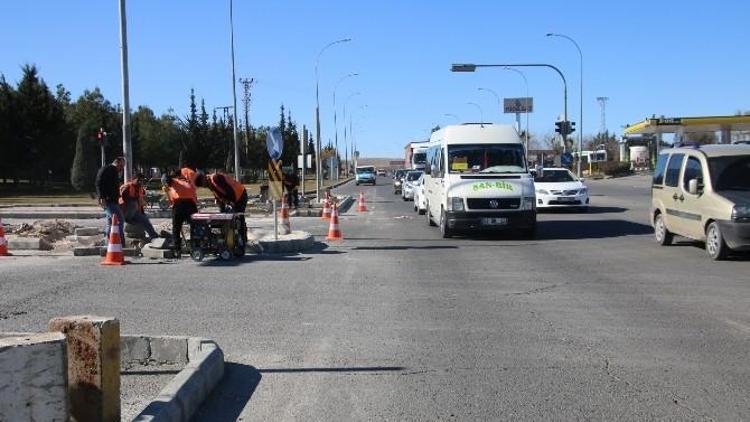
left=321, top=195, right=332, bottom=220
left=0, top=218, right=11, bottom=256
left=279, top=193, right=291, bottom=235
left=356, top=191, right=368, bottom=212
left=101, top=214, right=128, bottom=265
left=326, top=203, right=343, bottom=241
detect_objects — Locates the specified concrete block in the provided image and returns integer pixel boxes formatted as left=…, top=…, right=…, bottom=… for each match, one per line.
left=121, top=336, right=150, bottom=367
left=74, top=246, right=104, bottom=256
left=0, top=332, right=68, bottom=422
left=8, top=236, right=53, bottom=251
left=149, top=337, right=188, bottom=365
left=141, top=244, right=175, bottom=259
left=48, top=315, right=120, bottom=422
left=75, top=227, right=101, bottom=236
left=76, top=234, right=104, bottom=246
left=99, top=247, right=138, bottom=257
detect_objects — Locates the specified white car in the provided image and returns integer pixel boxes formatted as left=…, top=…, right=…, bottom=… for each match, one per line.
left=402, top=170, right=423, bottom=201
left=413, top=174, right=426, bottom=214
left=534, top=168, right=589, bottom=211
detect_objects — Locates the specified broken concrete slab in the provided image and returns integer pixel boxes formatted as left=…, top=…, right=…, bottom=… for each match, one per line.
left=99, top=247, right=139, bottom=257
left=75, top=227, right=101, bottom=236
left=73, top=246, right=104, bottom=257
left=7, top=236, right=53, bottom=251
left=141, top=244, right=175, bottom=259
left=148, top=237, right=169, bottom=249
left=76, top=234, right=105, bottom=246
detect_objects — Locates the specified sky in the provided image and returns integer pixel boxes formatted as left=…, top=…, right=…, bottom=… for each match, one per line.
left=2, top=0, right=749, bottom=158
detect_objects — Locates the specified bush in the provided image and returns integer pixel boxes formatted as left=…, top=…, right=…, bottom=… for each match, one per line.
left=598, top=161, right=632, bottom=177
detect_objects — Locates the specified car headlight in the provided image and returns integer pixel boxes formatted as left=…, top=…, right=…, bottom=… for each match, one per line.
left=536, top=189, right=550, bottom=195
left=520, top=197, right=536, bottom=210
left=448, top=197, right=465, bottom=211
left=395, top=181, right=401, bottom=186
left=732, top=205, right=750, bottom=220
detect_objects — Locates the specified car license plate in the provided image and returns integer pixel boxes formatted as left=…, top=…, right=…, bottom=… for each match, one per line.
left=481, top=217, right=508, bottom=226
left=557, top=197, right=575, bottom=202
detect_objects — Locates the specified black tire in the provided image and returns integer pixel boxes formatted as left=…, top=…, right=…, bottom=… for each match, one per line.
left=190, top=248, right=204, bottom=262
left=220, top=249, right=233, bottom=261
left=418, top=207, right=426, bottom=216
left=426, top=203, right=437, bottom=226
left=439, top=209, right=452, bottom=238
left=653, top=213, right=673, bottom=246
left=705, top=221, right=729, bottom=260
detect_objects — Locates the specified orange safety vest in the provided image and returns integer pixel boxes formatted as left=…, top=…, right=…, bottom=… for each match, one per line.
left=118, top=182, right=144, bottom=205
left=208, top=173, right=245, bottom=202
left=167, top=177, right=197, bottom=205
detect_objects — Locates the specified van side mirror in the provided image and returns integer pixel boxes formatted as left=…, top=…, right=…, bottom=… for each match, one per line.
left=688, top=178, right=701, bottom=195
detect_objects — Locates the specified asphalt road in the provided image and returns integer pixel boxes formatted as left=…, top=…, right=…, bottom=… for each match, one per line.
left=1, top=175, right=748, bottom=421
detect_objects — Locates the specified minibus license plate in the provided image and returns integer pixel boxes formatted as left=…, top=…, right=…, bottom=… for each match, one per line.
left=481, top=217, right=508, bottom=226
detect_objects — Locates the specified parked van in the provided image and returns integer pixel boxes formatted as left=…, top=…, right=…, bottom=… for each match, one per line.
left=651, top=144, right=750, bottom=260
left=423, top=124, right=536, bottom=238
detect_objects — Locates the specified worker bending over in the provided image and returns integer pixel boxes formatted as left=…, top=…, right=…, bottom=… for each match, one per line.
left=162, top=169, right=198, bottom=256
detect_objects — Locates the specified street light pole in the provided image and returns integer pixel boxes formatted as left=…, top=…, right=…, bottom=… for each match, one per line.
left=343, top=92, right=361, bottom=177
left=118, top=0, right=132, bottom=181
left=443, top=113, right=461, bottom=123
left=547, top=33, right=583, bottom=177
left=315, top=38, right=351, bottom=201
left=229, top=0, right=241, bottom=180
left=333, top=73, right=358, bottom=182
left=477, top=87, right=501, bottom=120
left=466, top=102, right=484, bottom=124
left=502, top=67, right=530, bottom=155
left=451, top=63, right=568, bottom=154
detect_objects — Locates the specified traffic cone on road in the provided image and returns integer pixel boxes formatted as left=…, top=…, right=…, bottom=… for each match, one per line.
left=279, top=193, right=292, bottom=235
left=326, top=203, right=343, bottom=241
left=356, top=191, right=368, bottom=212
left=101, top=214, right=128, bottom=265
left=0, top=218, right=11, bottom=256
left=321, top=195, right=332, bottom=220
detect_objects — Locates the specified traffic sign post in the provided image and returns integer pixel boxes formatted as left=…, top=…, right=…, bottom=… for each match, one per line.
left=266, top=127, right=284, bottom=240
left=97, top=128, right=107, bottom=168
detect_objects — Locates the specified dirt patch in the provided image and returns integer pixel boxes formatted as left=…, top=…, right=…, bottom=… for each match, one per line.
left=13, top=219, right=78, bottom=243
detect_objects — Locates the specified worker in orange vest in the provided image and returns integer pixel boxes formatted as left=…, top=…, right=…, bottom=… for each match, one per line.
left=119, top=173, right=159, bottom=240
left=162, top=170, right=198, bottom=256
left=198, top=171, right=248, bottom=247
left=200, top=171, right=248, bottom=213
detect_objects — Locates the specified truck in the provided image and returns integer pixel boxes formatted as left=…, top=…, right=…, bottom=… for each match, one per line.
left=404, top=141, right=430, bottom=170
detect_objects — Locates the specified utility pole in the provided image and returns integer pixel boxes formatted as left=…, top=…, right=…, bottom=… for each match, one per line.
left=239, top=77, right=254, bottom=156
left=118, top=0, right=132, bottom=181
left=597, top=96, right=609, bottom=135
left=229, top=0, right=240, bottom=180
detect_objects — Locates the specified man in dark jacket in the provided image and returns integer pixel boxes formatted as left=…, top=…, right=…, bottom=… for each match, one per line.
left=96, top=157, right=125, bottom=245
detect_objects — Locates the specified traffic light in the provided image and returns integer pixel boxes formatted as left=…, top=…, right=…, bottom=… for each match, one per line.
left=96, top=128, right=106, bottom=143
left=568, top=121, right=576, bottom=135
left=555, top=120, right=563, bottom=135
left=554, top=121, right=576, bottom=136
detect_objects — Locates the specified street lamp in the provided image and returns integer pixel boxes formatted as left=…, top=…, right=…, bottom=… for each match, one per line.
left=118, top=0, right=132, bottom=181
left=502, top=67, right=530, bottom=154
left=333, top=73, right=358, bottom=181
left=229, top=0, right=240, bottom=180
left=477, top=87, right=501, bottom=119
left=466, top=102, right=484, bottom=124
left=351, top=105, right=367, bottom=169
left=343, top=92, right=361, bottom=176
left=451, top=63, right=568, bottom=153
left=443, top=113, right=461, bottom=123
left=547, top=32, right=583, bottom=177
left=315, top=38, right=351, bottom=201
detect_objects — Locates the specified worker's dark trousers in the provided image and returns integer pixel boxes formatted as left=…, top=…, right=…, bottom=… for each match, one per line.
left=172, top=200, right=197, bottom=253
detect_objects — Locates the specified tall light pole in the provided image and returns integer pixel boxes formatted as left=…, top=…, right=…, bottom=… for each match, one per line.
left=466, top=102, right=484, bottom=124
left=502, top=67, right=530, bottom=154
left=351, top=105, right=367, bottom=169
left=547, top=33, right=583, bottom=177
left=443, top=113, right=461, bottom=123
left=343, top=92, right=361, bottom=176
left=315, top=38, right=351, bottom=201
left=477, top=87, right=501, bottom=119
left=229, top=0, right=241, bottom=180
left=452, top=63, right=568, bottom=154
left=333, top=73, right=358, bottom=181
left=118, top=0, right=132, bottom=181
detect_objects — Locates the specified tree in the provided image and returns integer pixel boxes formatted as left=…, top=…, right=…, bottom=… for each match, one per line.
left=684, top=131, right=717, bottom=145
left=585, top=131, right=620, bottom=161
left=70, top=127, right=93, bottom=191
left=0, top=75, right=18, bottom=183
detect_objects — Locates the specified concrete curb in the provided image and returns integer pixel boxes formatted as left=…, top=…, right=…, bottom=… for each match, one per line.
left=0, top=210, right=171, bottom=219
left=126, top=335, right=224, bottom=422
left=294, top=195, right=354, bottom=217
left=254, top=231, right=315, bottom=254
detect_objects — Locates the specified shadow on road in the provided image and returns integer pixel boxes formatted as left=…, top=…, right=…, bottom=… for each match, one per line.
left=535, top=219, right=653, bottom=240
left=352, top=245, right=458, bottom=251
left=538, top=206, right=627, bottom=214
left=257, top=365, right=406, bottom=374
left=190, top=363, right=262, bottom=422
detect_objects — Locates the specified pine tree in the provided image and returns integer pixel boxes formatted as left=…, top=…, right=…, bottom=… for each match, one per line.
left=70, top=126, right=94, bottom=191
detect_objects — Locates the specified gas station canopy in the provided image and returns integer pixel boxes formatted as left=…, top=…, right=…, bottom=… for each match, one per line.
left=624, top=115, right=750, bottom=136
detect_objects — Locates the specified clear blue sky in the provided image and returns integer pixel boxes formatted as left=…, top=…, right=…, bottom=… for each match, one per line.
left=2, top=1, right=749, bottom=158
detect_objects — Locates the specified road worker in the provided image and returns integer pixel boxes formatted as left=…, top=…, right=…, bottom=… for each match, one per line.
left=119, top=173, right=159, bottom=241
left=162, top=170, right=198, bottom=256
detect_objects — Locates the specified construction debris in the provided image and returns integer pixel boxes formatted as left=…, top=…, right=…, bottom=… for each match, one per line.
left=13, top=220, right=77, bottom=243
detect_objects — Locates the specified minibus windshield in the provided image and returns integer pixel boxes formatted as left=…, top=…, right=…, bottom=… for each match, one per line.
left=448, top=144, right=526, bottom=174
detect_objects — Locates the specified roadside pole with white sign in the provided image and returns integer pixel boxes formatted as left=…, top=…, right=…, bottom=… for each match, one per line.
left=266, top=127, right=283, bottom=240
left=504, top=97, right=533, bottom=158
